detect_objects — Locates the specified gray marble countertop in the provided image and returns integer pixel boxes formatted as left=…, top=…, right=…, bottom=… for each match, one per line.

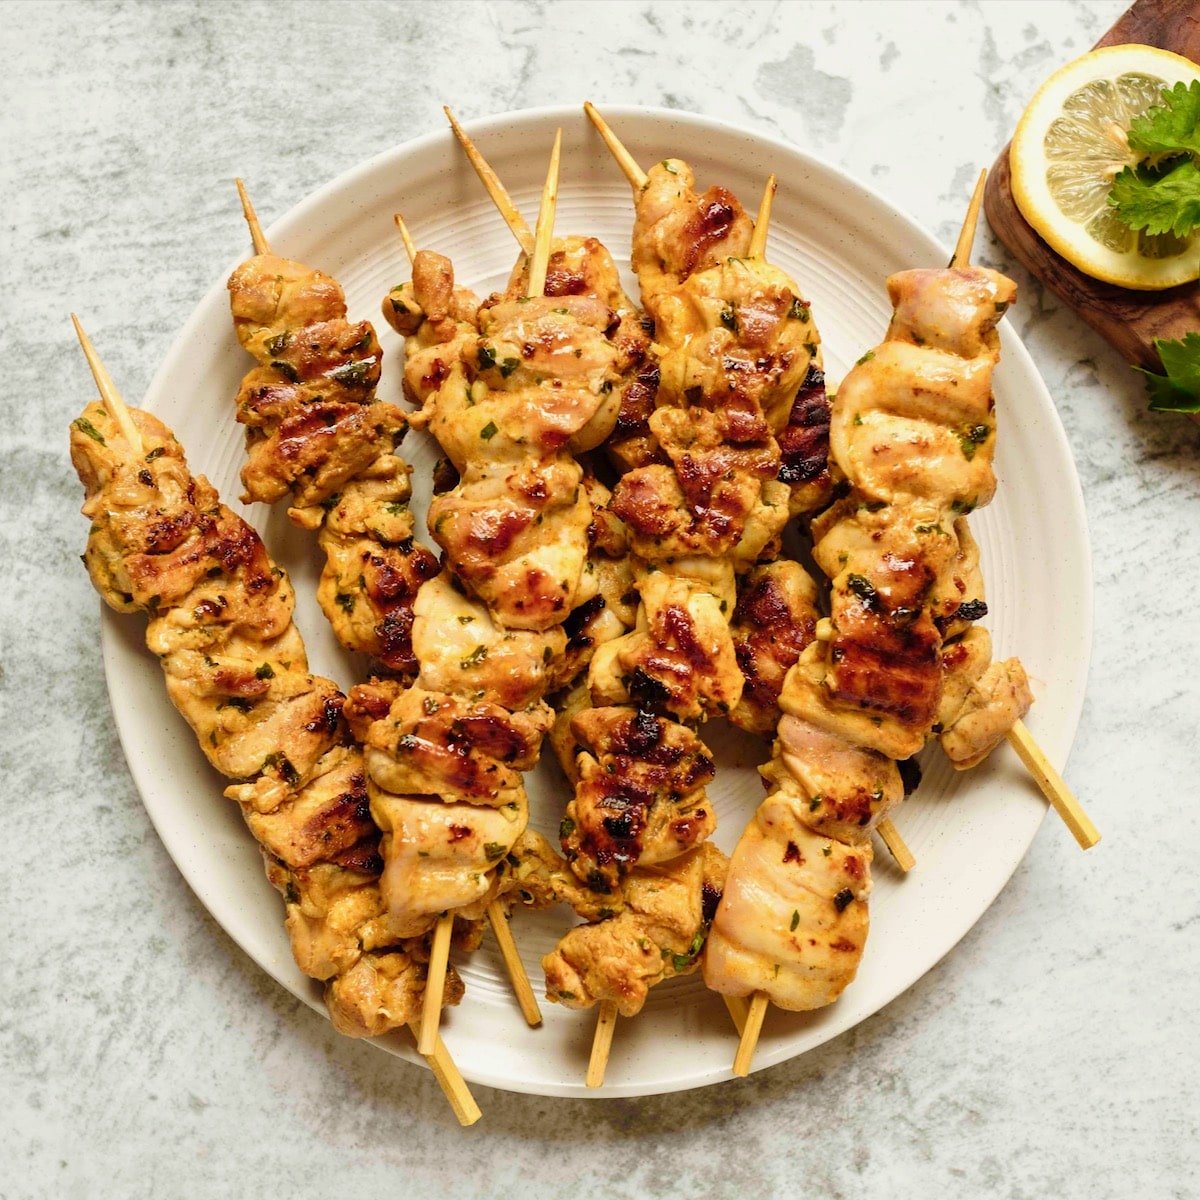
left=4, top=1, right=1197, bottom=1196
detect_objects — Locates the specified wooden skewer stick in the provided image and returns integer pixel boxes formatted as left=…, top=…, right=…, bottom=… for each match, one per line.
left=526, top=129, right=561, bottom=299
left=393, top=208, right=543, bottom=1026
left=74, top=308, right=483, bottom=1121
left=876, top=818, right=916, bottom=873
left=485, top=900, right=542, bottom=1027
left=732, top=991, right=769, bottom=1077
left=418, top=913, right=455, bottom=1055
left=949, top=169, right=987, bottom=268
left=722, top=993, right=750, bottom=1036
left=71, top=315, right=145, bottom=454
left=1006, top=720, right=1100, bottom=850
left=444, top=107, right=534, bottom=255
left=583, top=102, right=648, bottom=191
left=235, top=178, right=271, bottom=256
left=949, top=170, right=1099, bottom=851
left=407, top=1021, right=482, bottom=1127
left=748, top=174, right=777, bottom=259
left=586, top=1000, right=619, bottom=1088
left=393, top=212, right=417, bottom=264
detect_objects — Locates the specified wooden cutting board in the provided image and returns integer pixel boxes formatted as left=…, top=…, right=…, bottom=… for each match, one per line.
left=983, top=0, right=1200, bottom=372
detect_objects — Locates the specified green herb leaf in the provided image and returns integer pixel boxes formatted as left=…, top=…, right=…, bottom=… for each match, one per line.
left=477, top=344, right=497, bottom=371
left=73, top=417, right=106, bottom=445
left=1134, top=331, right=1200, bottom=413
left=856, top=350, right=875, bottom=366
left=559, top=816, right=576, bottom=841
left=255, top=662, right=275, bottom=680
left=479, top=421, right=498, bottom=440
left=483, top=842, right=506, bottom=861
left=1109, top=158, right=1200, bottom=238
left=1128, top=80, right=1200, bottom=160
left=790, top=910, right=800, bottom=931
left=459, top=645, right=487, bottom=668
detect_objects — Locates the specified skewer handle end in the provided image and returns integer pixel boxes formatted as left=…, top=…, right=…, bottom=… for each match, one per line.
left=1006, top=719, right=1100, bottom=850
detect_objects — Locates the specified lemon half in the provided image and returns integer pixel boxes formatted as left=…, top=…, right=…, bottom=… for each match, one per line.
left=1010, top=44, right=1200, bottom=290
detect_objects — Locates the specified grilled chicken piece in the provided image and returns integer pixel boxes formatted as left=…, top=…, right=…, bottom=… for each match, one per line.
left=383, top=249, right=480, bottom=346
left=242, top=745, right=374, bottom=869
left=498, top=829, right=620, bottom=923
left=501, top=235, right=662, bottom=471
left=228, top=254, right=394, bottom=507
left=549, top=470, right=638, bottom=691
left=588, top=563, right=743, bottom=722
left=766, top=715, right=903, bottom=844
left=412, top=572, right=565, bottom=711
left=429, top=456, right=595, bottom=632
left=778, top=362, right=833, bottom=516
left=611, top=462, right=786, bottom=567
left=362, top=687, right=550, bottom=805
left=939, top=657, right=1032, bottom=769
left=730, top=561, right=821, bottom=734
left=544, top=842, right=727, bottom=1016
left=632, top=159, right=753, bottom=306
left=72, top=402, right=462, bottom=1038
left=303, top=464, right=439, bottom=676
left=703, top=792, right=871, bottom=1011
left=418, top=293, right=622, bottom=470
left=831, top=266, right=1016, bottom=511
left=560, top=706, right=717, bottom=890
left=652, top=256, right=822, bottom=435
left=367, top=789, right=529, bottom=937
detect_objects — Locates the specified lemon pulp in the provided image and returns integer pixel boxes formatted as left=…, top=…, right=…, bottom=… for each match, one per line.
left=1043, top=71, right=1188, bottom=259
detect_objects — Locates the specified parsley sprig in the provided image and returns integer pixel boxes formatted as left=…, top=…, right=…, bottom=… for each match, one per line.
left=1135, top=332, right=1200, bottom=413
left=1108, top=81, right=1200, bottom=238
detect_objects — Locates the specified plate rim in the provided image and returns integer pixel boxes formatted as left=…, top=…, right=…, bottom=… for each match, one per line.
left=98, top=102, right=1094, bottom=1098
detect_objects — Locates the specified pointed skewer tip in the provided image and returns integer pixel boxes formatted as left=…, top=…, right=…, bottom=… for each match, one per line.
left=235, top=177, right=271, bottom=255
left=748, top=173, right=777, bottom=259
left=582, top=102, right=648, bottom=191
left=525, top=130, right=562, bottom=299
left=444, top=107, right=534, bottom=253
left=394, top=213, right=417, bottom=266
left=951, top=168, right=987, bottom=268
left=71, top=314, right=144, bottom=454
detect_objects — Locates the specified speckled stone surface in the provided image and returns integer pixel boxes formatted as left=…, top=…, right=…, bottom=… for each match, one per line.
left=4, top=1, right=1198, bottom=1196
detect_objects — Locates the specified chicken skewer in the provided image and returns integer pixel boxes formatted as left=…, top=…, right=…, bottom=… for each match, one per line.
left=69, top=316, right=481, bottom=1125
left=446, top=115, right=734, bottom=1087
left=947, top=177, right=1098, bottom=851
left=392, top=134, right=568, bottom=1053
left=231, top=183, right=543, bottom=1039
left=721, top=173, right=1099, bottom=1076
left=583, top=101, right=916, bottom=875
left=391, top=210, right=545, bottom=1037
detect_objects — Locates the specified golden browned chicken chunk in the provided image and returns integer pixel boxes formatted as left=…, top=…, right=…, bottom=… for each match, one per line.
left=544, top=842, right=728, bottom=1016
left=730, top=560, right=821, bottom=734
left=704, top=793, right=872, bottom=1011
left=560, top=706, right=717, bottom=890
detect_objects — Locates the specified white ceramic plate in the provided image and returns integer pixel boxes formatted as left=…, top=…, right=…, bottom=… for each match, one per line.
left=99, top=106, right=1092, bottom=1098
